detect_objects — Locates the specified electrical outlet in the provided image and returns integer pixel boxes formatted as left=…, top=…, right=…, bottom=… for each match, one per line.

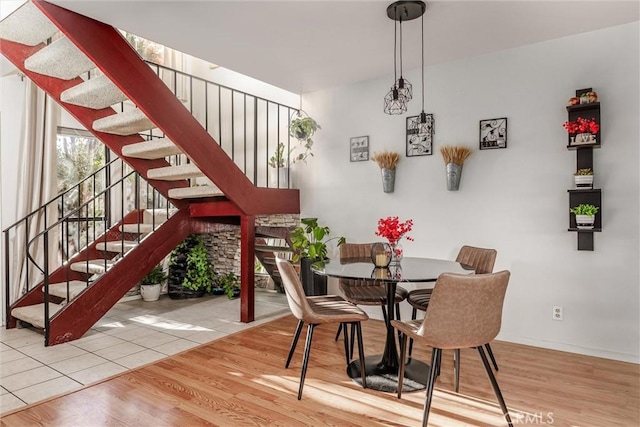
left=553, top=306, right=563, bottom=321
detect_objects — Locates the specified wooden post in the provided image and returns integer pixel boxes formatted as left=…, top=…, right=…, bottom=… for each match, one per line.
left=240, top=215, right=255, bottom=323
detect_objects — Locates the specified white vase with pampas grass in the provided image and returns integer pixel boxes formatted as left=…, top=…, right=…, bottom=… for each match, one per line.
left=371, top=151, right=400, bottom=193
left=440, top=145, right=471, bottom=191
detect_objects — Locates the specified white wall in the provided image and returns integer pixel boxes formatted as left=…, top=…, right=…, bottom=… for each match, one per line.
left=298, top=22, right=640, bottom=363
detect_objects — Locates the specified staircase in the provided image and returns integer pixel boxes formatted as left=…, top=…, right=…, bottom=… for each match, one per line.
left=1, top=1, right=300, bottom=345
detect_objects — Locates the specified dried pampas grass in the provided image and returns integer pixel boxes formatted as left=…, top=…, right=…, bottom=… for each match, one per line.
left=440, top=145, right=471, bottom=166
left=371, top=151, right=400, bottom=170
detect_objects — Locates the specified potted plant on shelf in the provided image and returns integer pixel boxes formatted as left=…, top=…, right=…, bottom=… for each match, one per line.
left=139, top=264, right=167, bottom=302
left=371, top=150, right=400, bottom=193
left=290, top=217, right=345, bottom=296
left=570, top=203, right=599, bottom=229
left=574, top=168, right=594, bottom=188
left=168, top=234, right=215, bottom=299
left=268, top=142, right=289, bottom=188
left=440, top=145, right=472, bottom=191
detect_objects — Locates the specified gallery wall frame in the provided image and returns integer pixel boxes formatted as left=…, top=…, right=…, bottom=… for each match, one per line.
left=350, top=136, right=369, bottom=162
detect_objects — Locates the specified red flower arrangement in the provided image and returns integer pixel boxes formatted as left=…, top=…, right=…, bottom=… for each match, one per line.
left=563, top=117, right=600, bottom=135
left=375, top=216, right=414, bottom=247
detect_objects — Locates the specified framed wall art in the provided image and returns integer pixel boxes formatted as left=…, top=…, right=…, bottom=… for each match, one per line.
left=350, top=136, right=369, bottom=162
left=406, top=114, right=434, bottom=156
left=479, top=117, right=507, bottom=149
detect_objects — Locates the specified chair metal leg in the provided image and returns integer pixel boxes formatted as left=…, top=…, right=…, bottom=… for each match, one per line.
left=436, top=349, right=442, bottom=377
left=355, top=322, right=367, bottom=389
left=408, top=307, right=417, bottom=358
left=485, top=343, right=499, bottom=371
left=334, top=323, right=342, bottom=342
left=342, top=323, right=350, bottom=365
left=286, top=320, right=304, bottom=369
left=454, top=348, right=460, bottom=393
left=477, top=346, right=513, bottom=427
left=298, top=324, right=316, bottom=400
left=395, top=303, right=402, bottom=344
left=381, top=305, right=388, bottom=326
left=350, top=322, right=356, bottom=360
left=422, top=348, right=441, bottom=427
left=397, top=332, right=407, bottom=399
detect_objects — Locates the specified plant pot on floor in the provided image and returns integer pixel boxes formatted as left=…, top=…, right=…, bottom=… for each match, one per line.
left=140, top=284, right=162, bottom=302
left=300, top=257, right=327, bottom=296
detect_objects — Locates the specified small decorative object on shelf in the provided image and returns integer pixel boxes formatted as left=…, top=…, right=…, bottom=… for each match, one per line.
left=574, top=168, right=594, bottom=188
left=563, top=117, right=600, bottom=146
left=375, top=216, right=413, bottom=265
left=568, top=97, right=580, bottom=106
left=440, top=145, right=472, bottom=191
left=579, top=92, right=590, bottom=104
left=570, top=204, right=599, bottom=229
left=587, top=91, right=598, bottom=103
left=371, top=150, right=401, bottom=193
left=371, top=242, right=392, bottom=268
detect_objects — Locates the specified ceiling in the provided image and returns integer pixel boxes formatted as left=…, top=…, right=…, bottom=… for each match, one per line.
left=36, top=1, right=640, bottom=94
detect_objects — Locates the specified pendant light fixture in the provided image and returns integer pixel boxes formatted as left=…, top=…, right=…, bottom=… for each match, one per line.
left=383, top=1, right=426, bottom=116
left=417, top=2, right=430, bottom=131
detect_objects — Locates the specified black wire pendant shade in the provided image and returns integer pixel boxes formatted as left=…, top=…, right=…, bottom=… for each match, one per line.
left=383, top=1, right=426, bottom=116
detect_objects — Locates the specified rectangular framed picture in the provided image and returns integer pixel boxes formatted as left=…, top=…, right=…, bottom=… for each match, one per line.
left=479, top=117, right=508, bottom=149
left=350, top=136, right=369, bottom=162
left=406, top=114, right=434, bottom=156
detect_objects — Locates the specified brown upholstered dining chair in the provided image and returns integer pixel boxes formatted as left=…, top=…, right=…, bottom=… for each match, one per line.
left=392, top=271, right=513, bottom=427
left=335, top=243, right=408, bottom=349
left=275, top=257, right=368, bottom=400
left=407, top=245, right=498, bottom=392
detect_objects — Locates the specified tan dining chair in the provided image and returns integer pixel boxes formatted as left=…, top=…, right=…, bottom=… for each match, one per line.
left=392, top=271, right=513, bottom=427
left=335, top=243, right=408, bottom=353
left=406, top=245, right=498, bottom=392
left=276, top=257, right=368, bottom=400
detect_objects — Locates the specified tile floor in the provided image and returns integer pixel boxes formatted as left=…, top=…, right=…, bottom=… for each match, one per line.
left=0, top=289, right=289, bottom=414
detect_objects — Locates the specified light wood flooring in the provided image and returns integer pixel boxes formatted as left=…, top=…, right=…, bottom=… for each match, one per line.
left=1, top=316, right=638, bottom=426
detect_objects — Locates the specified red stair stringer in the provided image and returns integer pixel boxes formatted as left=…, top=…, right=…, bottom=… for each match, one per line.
left=47, top=210, right=190, bottom=345
left=0, top=38, right=189, bottom=209
left=33, top=0, right=300, bottom=216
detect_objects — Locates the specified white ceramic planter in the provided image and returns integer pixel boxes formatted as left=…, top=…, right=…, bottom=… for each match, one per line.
left=575, top=214, right=595, bottom=229
left=140, top=283, right=161, bottom=301
left=574, top=175, right=594, bottom=188
left=269, top=167, right=289, bottom=188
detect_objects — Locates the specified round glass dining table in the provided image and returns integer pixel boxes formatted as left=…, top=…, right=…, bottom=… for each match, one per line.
left=312, top=257, right=473, bottom=393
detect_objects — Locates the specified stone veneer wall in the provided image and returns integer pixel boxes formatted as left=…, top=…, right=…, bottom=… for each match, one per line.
left=200, top=214, right=300, bottom=289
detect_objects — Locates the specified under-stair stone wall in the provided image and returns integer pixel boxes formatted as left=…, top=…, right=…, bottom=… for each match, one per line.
left=256, top=214, right=300, bottom=227
left=200, top=226, right=241, bottom=277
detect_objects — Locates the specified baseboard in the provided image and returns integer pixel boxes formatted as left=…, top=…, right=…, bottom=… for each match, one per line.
left=497, top=333, right=639, bottom=364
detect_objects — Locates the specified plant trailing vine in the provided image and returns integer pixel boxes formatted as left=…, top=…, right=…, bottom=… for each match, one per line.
left=289, top=113, right=321, bottom=165
left=169, top=235, right=215, bottom=293
left=217, top=272, right=240, bottom=299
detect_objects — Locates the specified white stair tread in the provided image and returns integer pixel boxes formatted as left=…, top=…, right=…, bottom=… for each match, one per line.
left=122, top=139, right=182, bottom=160
left=12, top=303, right=63, bottom=329
left=147, top=163, right=204, bottom=181
left=61, top=74, right=127, bottom=109
left=24, top=37, right=95, bottom=80
left=93, top=109, right=155, bottom=136
left=120, top=223, right=155, bottom=234
left=46, top=281, right=88, bottom=300
left=168, top=185, right=224, bottom=199
left=0, top=2, right=59, bottom=47
left=142, top=208, right=178, bottom=224
left=95, top=240, right=138, bottom=253
left=70, top=259, right=114, bottom=274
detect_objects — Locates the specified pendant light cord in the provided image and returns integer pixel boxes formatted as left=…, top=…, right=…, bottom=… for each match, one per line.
left=393, top=7, right=397, bottom=83
left=421, top=12, right=424, bottom=111
left=399, top=16, right=403, bottom=78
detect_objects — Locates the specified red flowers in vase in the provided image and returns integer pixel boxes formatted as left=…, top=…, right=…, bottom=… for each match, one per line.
left=375, top=216, right=414, bottom=247
left=563, top=117, right=600, bottom=135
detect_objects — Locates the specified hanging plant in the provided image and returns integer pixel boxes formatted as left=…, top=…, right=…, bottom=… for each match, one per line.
left=289, top=111, right=321, bottom=164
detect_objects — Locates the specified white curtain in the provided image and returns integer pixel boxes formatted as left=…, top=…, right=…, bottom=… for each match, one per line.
left=9, top=80, right=59, bottom=303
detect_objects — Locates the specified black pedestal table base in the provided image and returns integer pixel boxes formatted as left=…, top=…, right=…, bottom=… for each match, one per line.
left=346, top=355, right=429, bottom=392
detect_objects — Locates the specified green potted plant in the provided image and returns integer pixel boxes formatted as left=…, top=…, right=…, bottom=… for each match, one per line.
left=290, top=218, right=345, bottom=295
left=570, top=203, right=599, bottom=229
left=168, top=235, right=215, bottom=299
left=217, top=272, right=240, bottom=299
left=289, top=113, right=321, bottom=165
left=268, top=142, right=289, bottom=188
left=139, top=264, right=167, bottom=302
left=574, top=168, right=594, bottom=188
